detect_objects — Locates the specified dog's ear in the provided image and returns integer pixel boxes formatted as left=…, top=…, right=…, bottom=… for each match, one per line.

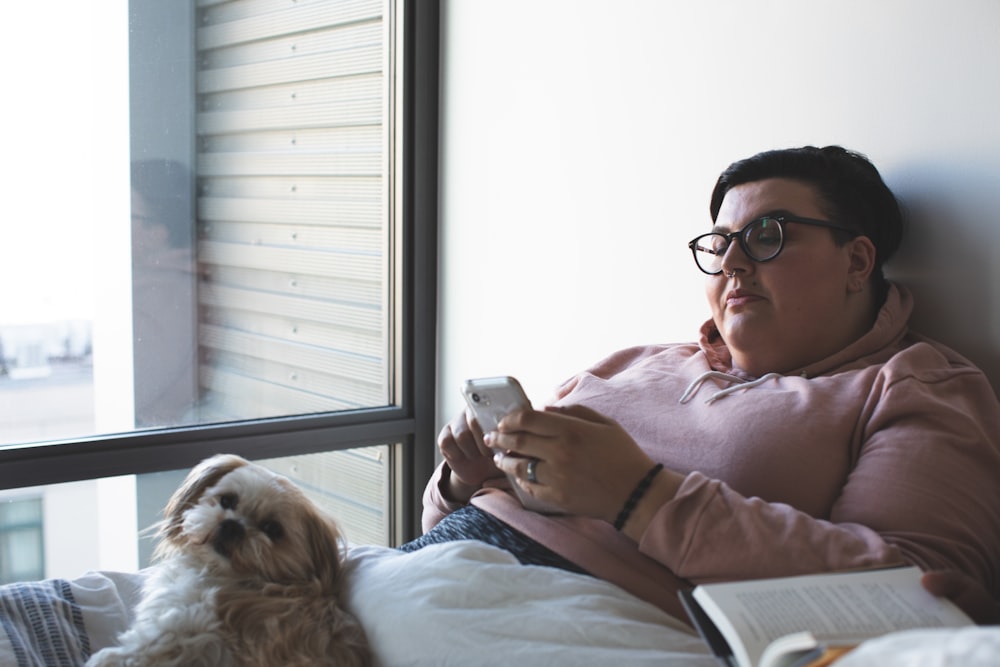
left=158, top=454, right=249, bottom=548
left=305, top=509, right=347, bottom=592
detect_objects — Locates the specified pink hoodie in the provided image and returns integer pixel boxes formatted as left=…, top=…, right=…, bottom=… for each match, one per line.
left=422, top=284, right=1000, bottom=621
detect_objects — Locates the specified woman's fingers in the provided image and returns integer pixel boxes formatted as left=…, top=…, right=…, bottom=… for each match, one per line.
left=439, top=408, right=489, bottom=460
left=493, top=450, right=544, bottom=485
left=498, top=403, right=617, bottom=436
left=438, top=409, right=507, bottom=491
left=922, top=571, right=1000, bottom=624
left=544, top=403, right=618, bottom=424
left=488, top=404, right=621, bottom=459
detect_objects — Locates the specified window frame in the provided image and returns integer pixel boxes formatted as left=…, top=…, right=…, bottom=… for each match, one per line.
left=0, top=0, right=438, bottom=544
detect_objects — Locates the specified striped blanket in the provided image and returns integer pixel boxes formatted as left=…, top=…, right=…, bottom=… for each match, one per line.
left=0, top=579, right=89, bottom=667
left=0, top=572, right=138, bottom=667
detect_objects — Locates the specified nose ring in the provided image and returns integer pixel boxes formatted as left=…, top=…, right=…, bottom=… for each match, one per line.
left=724, top=270, right=736, bottom=278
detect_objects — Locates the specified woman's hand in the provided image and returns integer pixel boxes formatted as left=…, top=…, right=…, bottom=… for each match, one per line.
left=488, top=404, right=681, bottom=528
left=436, top=408, right=505, bottom=502
left=922, top=570, right=1000, bottom=625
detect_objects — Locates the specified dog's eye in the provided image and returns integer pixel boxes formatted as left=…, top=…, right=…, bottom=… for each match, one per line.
left=260, top=520, right=284, bottom=542
left=219, top=493, right=238, bottom=510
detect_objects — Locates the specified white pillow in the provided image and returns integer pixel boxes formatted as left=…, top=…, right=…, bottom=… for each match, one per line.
left=342, top=541, right=714, bottom=667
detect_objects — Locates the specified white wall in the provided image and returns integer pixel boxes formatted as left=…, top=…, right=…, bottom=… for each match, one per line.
left=436, top=0, right=1000, bottom=427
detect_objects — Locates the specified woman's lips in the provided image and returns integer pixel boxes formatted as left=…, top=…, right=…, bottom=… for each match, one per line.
left=726, top=289, right=764, bottom=307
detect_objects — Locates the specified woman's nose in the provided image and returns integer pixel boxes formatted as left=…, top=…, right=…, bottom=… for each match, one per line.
left=719, top=237, right=754, bottom=276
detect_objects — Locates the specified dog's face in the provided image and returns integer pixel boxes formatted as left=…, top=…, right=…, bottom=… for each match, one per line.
left=157, top=454, right=344, bottom=587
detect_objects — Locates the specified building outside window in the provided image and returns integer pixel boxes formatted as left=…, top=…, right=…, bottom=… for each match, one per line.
left=0, top=498, right=44, bottom=584
left=0, top=0, right=437, bottom=579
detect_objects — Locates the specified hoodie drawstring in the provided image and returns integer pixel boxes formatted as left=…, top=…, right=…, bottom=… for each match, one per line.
left=679, top=371, right=786, bottom=405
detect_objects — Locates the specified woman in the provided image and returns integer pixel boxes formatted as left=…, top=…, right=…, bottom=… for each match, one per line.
left=403, top=146, right=1000, bottom=622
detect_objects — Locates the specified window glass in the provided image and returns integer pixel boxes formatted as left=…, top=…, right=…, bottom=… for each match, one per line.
left=0, top=0, right=393, bottom=446
left=0, top=0, right=409, bottom=579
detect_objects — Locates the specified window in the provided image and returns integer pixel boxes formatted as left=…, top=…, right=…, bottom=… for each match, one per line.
left=0, top=0, right=437, bottom=578
left=0, top=498, right=44, bottom=584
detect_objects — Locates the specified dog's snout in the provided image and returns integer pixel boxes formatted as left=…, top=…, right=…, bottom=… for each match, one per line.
left=213, top=519, right=246, bottom=557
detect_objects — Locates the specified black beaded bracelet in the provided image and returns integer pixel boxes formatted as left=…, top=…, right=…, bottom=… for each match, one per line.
left=613, top=463, right=664, bottom=531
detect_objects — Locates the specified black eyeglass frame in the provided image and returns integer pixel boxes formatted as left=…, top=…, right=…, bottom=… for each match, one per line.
left=687, top=215, right=859, bottom=275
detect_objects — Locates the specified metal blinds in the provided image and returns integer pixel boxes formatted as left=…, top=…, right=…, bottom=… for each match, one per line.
left=195, top=0, right=390, bottom=422
left=193, top=0, right=393, bottom=545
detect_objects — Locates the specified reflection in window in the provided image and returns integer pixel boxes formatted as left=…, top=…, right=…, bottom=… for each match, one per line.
left=131, top=159, right=198, bottom=427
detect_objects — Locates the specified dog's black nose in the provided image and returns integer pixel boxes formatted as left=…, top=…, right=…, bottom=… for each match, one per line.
left=213, top=519, right=245, bottom=557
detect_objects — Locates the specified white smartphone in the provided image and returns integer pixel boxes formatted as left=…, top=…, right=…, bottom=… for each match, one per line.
left=460, top=376, right=563, bottom=514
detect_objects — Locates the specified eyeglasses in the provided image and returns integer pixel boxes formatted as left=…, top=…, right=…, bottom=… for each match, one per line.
left=687, top=215, right=858, bottom=275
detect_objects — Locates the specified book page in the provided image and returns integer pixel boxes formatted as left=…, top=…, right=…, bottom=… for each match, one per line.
left=692, top=566, right=972, bottom=667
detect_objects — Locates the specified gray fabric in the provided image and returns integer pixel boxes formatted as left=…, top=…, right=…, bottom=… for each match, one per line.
left=400, top=505, right=588, bottom=575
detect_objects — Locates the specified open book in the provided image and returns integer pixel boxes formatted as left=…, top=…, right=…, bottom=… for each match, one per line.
left=678, top=566, right=974, bottom=667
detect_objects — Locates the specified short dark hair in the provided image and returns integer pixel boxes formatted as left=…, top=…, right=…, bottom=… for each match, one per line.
left=709, top=146, right=904, bottom=302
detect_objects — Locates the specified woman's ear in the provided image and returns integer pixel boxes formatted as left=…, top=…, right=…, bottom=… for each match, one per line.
left=846, top=235, right=877, bottom=292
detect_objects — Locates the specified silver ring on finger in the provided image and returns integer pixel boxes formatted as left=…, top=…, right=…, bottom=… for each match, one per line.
left=526, top=458, right=540, bottom=484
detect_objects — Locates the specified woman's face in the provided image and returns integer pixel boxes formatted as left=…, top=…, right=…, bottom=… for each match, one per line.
left=706, top=178, right=874, bottom=376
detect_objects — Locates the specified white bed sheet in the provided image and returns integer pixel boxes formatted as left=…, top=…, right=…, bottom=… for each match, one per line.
left=5, top=541, right=1000, bottom=666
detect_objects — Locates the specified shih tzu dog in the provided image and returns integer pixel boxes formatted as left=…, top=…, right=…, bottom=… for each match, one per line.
left=86, top=454, right=371, bottom=667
